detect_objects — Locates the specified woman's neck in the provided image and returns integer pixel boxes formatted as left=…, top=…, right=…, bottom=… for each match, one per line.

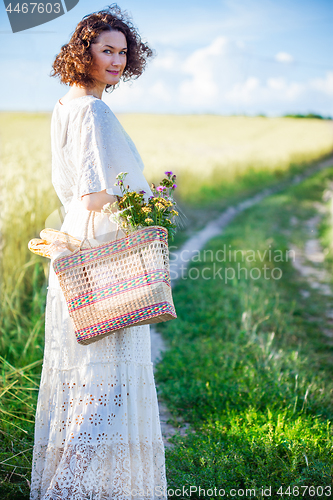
left=62, top=84, right=104, bottom=101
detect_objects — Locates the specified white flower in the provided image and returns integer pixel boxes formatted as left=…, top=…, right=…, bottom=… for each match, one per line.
left=115, top=171, right=128, bottom=180
left=122, top=205, right=134, bottom=212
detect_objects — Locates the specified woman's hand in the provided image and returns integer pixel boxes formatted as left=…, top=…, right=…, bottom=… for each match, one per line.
left=81, top=190, right=119, bottom=212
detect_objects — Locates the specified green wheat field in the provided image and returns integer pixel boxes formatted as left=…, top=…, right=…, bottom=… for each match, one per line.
left=0, top=112, right=333, bottom=498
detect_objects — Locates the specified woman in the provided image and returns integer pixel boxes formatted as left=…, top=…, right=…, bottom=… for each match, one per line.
left=30, top=5, right=167, bottom=500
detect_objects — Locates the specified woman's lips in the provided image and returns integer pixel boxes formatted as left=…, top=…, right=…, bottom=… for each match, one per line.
left=107, top=70, right=119, bottom=75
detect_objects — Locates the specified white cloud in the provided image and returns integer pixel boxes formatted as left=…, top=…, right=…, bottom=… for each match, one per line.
left=226, top=76, right=304, bottom=105
left=267, top=77, right=286, bottom=91
left=267, top=78, right=303, bottom=100
left=310, top=72, right=333, bottom=96
left=177, top=38, right=229, bottom=106
left=226, top=77, right=260, bottom=103
left=150, top=81, right=172, bottom=102
left=152, top=53, right=178, bottom=71
left=174, top=38, right=305, bottom=109
left=182, top=36, right=229, bottom=76
left=177, top=37, right=239, bottom=106
left=179, top=77, right=219, bottom=106
left=275, top=52, right=294, bottom=63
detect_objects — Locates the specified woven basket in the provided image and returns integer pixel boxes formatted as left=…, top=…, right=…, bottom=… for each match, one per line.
left=52, top=214, right=177, bottom=345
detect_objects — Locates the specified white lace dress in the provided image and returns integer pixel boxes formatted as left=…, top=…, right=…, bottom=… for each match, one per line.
left=30, top=95, right=168, bottom=500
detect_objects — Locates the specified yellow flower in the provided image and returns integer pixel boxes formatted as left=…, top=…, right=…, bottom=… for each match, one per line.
left=157, top=197, right=172, bottom=207
left=145, top=218, right=154, bottom=224
left=171, top=210, right=179, bottom=216
left=142, top=206, right=152, bottom=214
left=155, top=203, right=165, bottom=210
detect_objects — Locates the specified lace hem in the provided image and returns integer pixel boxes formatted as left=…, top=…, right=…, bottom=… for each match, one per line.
left=30, top=441, right=167, bottom=500
left=41, top=359, right=154, bottom=372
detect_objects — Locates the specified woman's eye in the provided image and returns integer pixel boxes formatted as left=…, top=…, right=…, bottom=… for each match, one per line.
left=103, top=49, right=126, bottom=55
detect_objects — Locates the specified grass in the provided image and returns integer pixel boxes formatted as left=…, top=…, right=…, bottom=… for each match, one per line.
left=0, top=357, right=41, bottom=497
left=155, top=166, right=333, bottom=499
left=318, top=183, right=333, bottom=272
left=0, top=112, right=58, bottom=337
left=0, top=111, right=332, bottom=498
left=0, top=112, right=59, bottom=498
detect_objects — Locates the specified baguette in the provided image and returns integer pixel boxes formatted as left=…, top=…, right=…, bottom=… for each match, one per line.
left=40, top=228, right=81, bottom=252
left=28, top=238, right=71, bottom=259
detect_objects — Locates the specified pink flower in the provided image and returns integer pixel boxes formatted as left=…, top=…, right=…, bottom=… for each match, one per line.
left=156, top=186, right=166, bottom=192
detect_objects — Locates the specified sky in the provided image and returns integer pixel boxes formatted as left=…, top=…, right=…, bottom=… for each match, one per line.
left=0, top=0, right=332, bottom=115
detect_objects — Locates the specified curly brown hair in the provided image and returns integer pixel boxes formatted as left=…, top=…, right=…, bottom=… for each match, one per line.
left=50, top=4, right=153, bottom=92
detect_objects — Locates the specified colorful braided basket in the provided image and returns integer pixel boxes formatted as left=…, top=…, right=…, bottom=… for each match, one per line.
left=52, top=224, right=177, bottom=345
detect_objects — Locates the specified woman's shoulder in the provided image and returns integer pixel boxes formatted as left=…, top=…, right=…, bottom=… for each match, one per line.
left=71, top=97, right=119, bottom=127
left=84, top=97, right=115, bottom=117
left=52, top=96, right=123, bottom=144
left=55, top=95, right=114, bottom=117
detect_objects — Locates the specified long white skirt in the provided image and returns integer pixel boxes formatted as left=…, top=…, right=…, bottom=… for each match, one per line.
left=30, top=199, right=168, bottom=500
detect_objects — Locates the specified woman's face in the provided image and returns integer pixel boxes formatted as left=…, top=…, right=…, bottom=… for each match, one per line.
left=89, top=30, right=127, bottom=89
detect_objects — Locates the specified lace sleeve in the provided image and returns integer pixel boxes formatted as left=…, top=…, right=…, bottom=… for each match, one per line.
left=76, top=101, right=123, bottom=199
left=75, top=99, right=153, bottom=203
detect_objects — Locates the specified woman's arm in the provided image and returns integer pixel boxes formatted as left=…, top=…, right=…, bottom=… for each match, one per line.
left=81, top=190, right=118, bottom=212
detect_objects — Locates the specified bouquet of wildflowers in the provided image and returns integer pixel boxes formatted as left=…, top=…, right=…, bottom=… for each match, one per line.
left=102, top=171, right=179, bottom=241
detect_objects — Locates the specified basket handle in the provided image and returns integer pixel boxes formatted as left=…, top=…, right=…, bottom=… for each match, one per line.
left=76, top=210, right=123, bottom=253
left=78, top=210, right=96, bottom=251
left=69, top=210, right=95, bottom=254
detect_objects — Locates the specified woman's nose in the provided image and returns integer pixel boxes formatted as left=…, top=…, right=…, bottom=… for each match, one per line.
left=111, top=53, right=122, bottom=66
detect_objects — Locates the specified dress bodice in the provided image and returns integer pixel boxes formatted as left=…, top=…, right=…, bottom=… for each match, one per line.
left=50, top=95, right=153, bottom=212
